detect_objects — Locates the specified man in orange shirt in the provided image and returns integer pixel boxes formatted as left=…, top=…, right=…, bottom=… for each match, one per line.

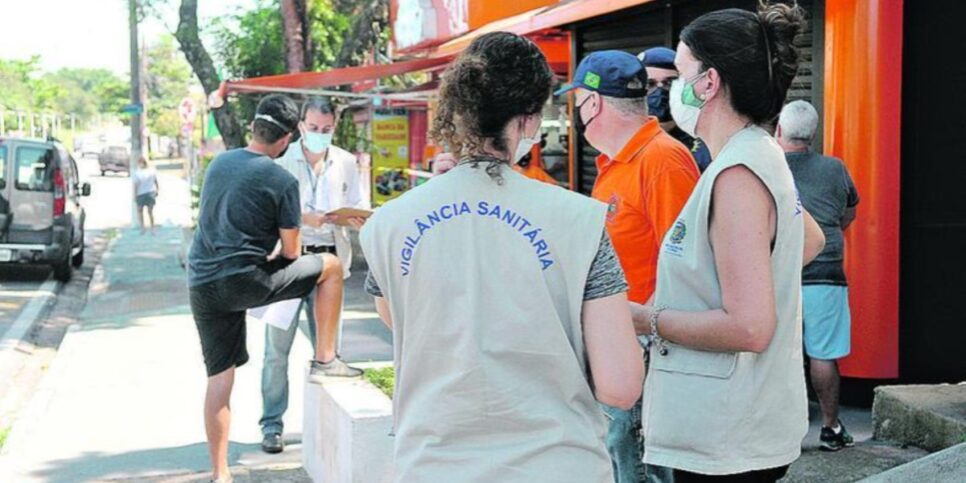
left=515, top=143, right=558, bottom=185
left=557, top=50, right=699, bottom=483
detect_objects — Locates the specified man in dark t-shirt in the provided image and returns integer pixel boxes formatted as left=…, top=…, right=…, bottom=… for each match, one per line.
left=778, top=100, right=860, bottom=453
left=188, top=95, right=360, bottom=482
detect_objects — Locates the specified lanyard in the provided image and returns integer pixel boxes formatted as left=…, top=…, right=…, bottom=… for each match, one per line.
left=303, top=160, right=321, bottom=211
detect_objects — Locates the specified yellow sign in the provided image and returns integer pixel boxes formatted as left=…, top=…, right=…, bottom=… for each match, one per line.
left=371, top=110, right=410, bottom=206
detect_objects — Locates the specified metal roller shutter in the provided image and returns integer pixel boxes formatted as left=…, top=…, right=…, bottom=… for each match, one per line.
left=571, top=0, right=822, bottom=194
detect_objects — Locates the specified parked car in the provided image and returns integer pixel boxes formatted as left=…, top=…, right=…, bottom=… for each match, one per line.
left=0, top=136, right=90, bottom=281
left=98, top=145, right=130, bottom=176
left=74, top=136, right=103, bottom=158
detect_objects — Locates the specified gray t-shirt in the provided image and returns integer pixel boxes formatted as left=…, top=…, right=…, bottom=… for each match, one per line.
left=364, top=228, right=628, bottom=301
left=786, top=151, right=859, bottom=285
left=188, top=148, right=301, bottom=287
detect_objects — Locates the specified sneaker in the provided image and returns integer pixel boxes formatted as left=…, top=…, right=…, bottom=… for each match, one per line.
left=820, top=420, right=855, bottom=451
left=308, top=357, right=363, bottom=382
left=209, top=475, right=233, bottom=483
left=261, top=432, right=284, bottom=454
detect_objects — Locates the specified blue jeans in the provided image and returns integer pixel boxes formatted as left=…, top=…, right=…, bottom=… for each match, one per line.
left=602, top=400, right=645, bottom=483
left=602, top=400, right=675, bottom=483
left=259, top=290, right=317, bottom=436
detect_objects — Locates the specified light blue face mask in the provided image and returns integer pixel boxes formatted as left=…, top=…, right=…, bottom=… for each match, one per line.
left=302, top=131, right=333, bottom=154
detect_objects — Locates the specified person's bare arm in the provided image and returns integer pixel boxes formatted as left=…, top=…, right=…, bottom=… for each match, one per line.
left=583, top=293, right=644, bottom=409
left=802, top=208, right=825, bottom=266
left=374, top=296, right=393, bottom=328
left=278, top=227, right=301, bottom=260
left=636, top=166, right=779, bottom=353
left=302, top=212, right=325, bottom=227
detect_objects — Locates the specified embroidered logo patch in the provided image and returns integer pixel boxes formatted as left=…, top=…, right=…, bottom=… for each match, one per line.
left=584, top=71, right=601, bottom=89
left=606, top=193, right=620, bottom=224
left=669, top=220, right=687, bottom=244
left=663, top=219, right=687, bottom=257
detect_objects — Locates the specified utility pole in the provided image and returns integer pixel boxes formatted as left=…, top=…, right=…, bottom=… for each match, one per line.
left=129, top=0, right=142, bottom=226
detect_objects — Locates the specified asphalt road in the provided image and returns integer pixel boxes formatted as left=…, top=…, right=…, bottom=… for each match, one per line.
left=0, top=152, right=189, bottom=339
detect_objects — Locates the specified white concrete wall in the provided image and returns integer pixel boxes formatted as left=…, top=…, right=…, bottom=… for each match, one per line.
left=303, top=366, right=394, bottom=483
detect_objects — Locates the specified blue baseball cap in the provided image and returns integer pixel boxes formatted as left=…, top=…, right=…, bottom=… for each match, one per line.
left=638, top=47, right=676, bottom=70
left=554, top=50, right=647, bottom=98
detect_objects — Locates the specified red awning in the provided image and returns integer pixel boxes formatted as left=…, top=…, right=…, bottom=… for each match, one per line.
left=218, top=56, right=453, bottom=99
left=209, top=0, right=651, bottom=106
left=430, top=0, right=653, bottom=58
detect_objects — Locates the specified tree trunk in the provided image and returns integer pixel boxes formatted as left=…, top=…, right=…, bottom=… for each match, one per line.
left=334, top=0, right=389, bottom=68
left=175, top=0, right=245, bottom=149
left=280, top=0, right=307, bottom=73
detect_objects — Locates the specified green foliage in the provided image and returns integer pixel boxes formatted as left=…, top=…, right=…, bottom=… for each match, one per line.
left=211, top=0, right=352, bottom=125
left=365, top=366, right=394, bottom=398
left=0, top=425, right=10, bottom=450
left=0, top=56, right=128, bottom=130
left=145, top=35, right=194, bottom=138
left=334, top=110, right=369, bottom=152
left=45, top=67, right=129, bottom=117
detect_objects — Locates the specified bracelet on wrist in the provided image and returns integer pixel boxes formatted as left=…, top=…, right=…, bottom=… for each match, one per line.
left=649, top=305, right=669, bottom=356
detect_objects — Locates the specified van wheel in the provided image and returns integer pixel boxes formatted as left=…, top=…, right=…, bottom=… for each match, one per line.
left=72, top=244, right=85, bottom=268
left=53, top=251, right=73, bottom=282
left=101, top=170, right=106, bottom=176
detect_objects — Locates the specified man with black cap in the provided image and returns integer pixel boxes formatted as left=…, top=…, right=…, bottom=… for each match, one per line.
left=557, top=51, right=699, bottom=483
left=188, top=94, right=361, bottom=483
left=639, top=46, right=713, bottom=172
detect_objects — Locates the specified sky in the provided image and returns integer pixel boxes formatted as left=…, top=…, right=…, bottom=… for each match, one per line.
left=0, top=0, right=257, bottom=75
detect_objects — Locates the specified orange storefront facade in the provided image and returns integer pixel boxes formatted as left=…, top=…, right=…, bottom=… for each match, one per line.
left=398, top=0, right=966, bottom=395
left=219, top=0, right=965, bottom=393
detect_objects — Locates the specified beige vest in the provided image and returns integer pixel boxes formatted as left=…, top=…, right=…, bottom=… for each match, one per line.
left=641, top=127, right=808, bottom=474
left=360, top=162, right=613, bottom=483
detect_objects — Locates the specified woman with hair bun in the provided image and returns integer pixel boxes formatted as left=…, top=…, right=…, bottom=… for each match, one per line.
left=359, top=32, right=644, bottom=483
left=635, top=3, right=826, bottom=482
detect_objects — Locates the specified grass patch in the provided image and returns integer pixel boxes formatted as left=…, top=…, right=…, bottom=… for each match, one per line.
left=365, top=366, right=395, bottom=399
left=0, top=425, right=11, bottom=450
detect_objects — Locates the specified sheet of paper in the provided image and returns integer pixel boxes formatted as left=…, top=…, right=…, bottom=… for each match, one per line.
left=248, top=298, right=301, bottom=331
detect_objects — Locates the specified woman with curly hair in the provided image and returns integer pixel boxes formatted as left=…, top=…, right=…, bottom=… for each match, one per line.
left=358, top=32, right=644, bottom=482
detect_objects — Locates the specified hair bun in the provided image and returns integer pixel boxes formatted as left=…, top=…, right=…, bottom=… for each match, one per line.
left=758, top=2, right=807, bottom=53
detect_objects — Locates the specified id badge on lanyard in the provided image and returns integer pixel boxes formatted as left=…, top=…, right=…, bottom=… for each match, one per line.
left=304, top=160, right=322, bottom=212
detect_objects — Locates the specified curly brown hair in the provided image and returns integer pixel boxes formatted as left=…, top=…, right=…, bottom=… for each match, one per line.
left=430, top=32, right=553, bottom=159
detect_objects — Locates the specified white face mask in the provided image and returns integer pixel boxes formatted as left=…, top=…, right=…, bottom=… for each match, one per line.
left=302, top=131, right=333, bottom=154
left=513, top=118, right=541, bottom=165
left=669, top=71, right=708, bottom=138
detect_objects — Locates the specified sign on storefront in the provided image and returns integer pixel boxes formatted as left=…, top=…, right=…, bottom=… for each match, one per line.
left=393, top=0, right=469, bottom=50
left=371, top=109, right=410, bottom=206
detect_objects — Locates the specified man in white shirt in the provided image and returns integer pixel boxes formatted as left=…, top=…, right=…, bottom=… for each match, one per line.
left=260, top=97, right=366, bottom=454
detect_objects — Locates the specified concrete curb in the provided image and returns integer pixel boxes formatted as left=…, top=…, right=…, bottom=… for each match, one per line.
left=0, top=278, right=58, bottom=385
left=860, top=442, right=966, bottom=482
left=0, top=233, right=117, bottom=467
left=873, top=384, right=966, bottom=452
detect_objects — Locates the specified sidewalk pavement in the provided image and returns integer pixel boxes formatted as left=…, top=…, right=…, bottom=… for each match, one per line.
left=0, top=225, right=391, bottom=482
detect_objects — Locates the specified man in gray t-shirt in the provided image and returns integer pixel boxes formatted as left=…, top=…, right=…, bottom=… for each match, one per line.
left=777, top=101, right=859, bottom=452
left=188, top=95, right=360, bottom=483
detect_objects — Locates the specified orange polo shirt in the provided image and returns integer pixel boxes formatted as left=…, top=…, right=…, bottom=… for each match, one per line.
left=592, top=118, right=700, bottom=303
left=514, top=145, right=558, bottom=185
